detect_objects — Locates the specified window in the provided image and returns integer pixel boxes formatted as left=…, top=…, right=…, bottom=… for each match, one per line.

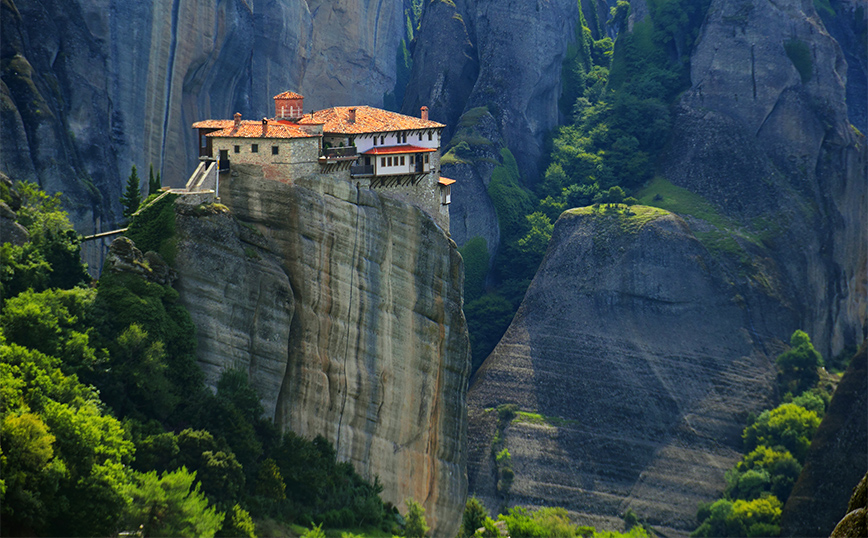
left=373, top=137, right=377, bottom=146
left=424, top=154, right=429, bottom=163
left=380, top=136, right=385, bottom=145
left=428, top=132, right=432, bottom=141
left=251, top=144, right=259, bottom=153
left=200, top=134, right=207, bottom=148
left=387, top=157, right=392, bottom=166
left=381, top=157, right=386, bottom=167
left=400, top=156, right=405, bottom=166
left=401, top=133, right=407, bottom=143
left=234, top=145, right=240, bottom=154
left=410, top=155, right=414, bottom=164
left=272, top=146, right=279, bottom=155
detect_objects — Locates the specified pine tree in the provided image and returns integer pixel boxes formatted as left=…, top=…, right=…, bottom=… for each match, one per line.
left=148, top=164, right=162, bottom=196
left=121, top=165, right=142, bottom=218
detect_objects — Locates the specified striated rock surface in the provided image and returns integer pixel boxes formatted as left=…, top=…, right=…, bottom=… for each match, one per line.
left=467, top=207, right=777, bottom=536
left=1, top=0, right=408, bottom=230
left=172, top=202, right=294, bottom=419
left=177, top=165, right=470, bottom=536
left=781, top=344, right=868, bottom=537
left=661, top=0, right=868, bottom=358
left=405, top=0, right=583, bottom=185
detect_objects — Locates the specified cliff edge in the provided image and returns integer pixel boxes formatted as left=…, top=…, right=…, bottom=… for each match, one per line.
left=172, top=165, right=470, bottom=536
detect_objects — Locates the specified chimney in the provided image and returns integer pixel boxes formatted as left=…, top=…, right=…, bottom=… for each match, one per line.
left=348, top=108, right=356, bottom=124
left=234, top=112, right=242, bottom=129
left=420, top=106, right=429, bottom=121
left=262, top=118, right=268, bottom=136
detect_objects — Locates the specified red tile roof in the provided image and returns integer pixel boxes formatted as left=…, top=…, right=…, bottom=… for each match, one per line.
left=438, top=177, right=456, bottom=186
left=205, top=120, right=316, bottom=139
left=274, top=91, right=304, bottom=100
left=298, top=106, right=444, bottom=134
left=192, top=119, right=235, bottom=129
left=361, top=144, right=436, bottom=155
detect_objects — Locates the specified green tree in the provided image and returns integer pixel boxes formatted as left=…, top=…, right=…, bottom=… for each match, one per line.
left=462, top=497, right=490, bottom=537
left=216, top=504, right=256, bottom=538
left=121, top=165, right=143, bottom=218
left=1, top=182, right=89, bottom=297
left=404, top=499, right=430, bottom=537
left=123, top=467, right=224, bottom=537
left=776, top=330, right=823, bottom=396
left=1, top=342, right=134, bottom=536
left=148, top=164, right=162, bottom=196
left=742, top=403, right=821, bottom=462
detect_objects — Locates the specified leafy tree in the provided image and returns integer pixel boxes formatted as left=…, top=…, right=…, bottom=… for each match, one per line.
left=694, top=496, right=782, bottom=537
left=1, top=342, right=134, bottom=536
left=461, top=496, right=490, bottom=537
left=121, top=165, right=143, bottom=218
left=404, top=499, right=430, bottom=537
left=516, top=212, right=554, bottom=266
left=776, top=330, right=823, bottom=396
left=742, top=403, right=820, bottom=463
left=216, top=504, right=257, bottom=538
left=123, top=467, right=224, bottom=537
left=0, top=182, right=89, bottom=298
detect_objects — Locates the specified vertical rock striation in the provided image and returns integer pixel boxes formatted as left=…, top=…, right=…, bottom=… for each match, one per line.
left=661, top=0, right=867, bottom=358
left=172, top=202, right=294, bottom=419
left=2, top=0, right=407, bottom=230
left=176, top=165, right=470, bottom=536
left=467, top=208, right=776, bottom=536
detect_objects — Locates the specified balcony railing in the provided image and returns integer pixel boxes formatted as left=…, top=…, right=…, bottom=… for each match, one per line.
left=350, top=165, right=374, bottom=177
left=321, top=147, right=358, bottom=159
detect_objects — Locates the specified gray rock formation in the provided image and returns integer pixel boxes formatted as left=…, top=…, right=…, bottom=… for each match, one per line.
left=467, top=207, right=777, bottom=536
left=405, top=0, right=584, bottom=186
left=173, top=165, right=471, bottom=536
left=466, top=0, right=867, bottom=531
left=172, top=202, right=294, bottom=419
left=1, top=0, right=408, bottom=231
left=781, top=344, right=867, bottom=537
left=661, top=0, right=867, bottom=358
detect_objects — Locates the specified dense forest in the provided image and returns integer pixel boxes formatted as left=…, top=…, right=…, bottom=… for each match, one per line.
left=0, top=178, right=403, bottom=537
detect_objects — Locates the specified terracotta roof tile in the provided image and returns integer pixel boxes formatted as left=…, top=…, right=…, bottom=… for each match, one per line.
left=206, top=120, right=316, bottom=139
left=274, top=91, right=304, bottom=100
left=298, top=106, right=444, bottom=134
left=192, top=119, right=235, bottom=129
left=438, top=177, right=456, bottom=186
left=362, top=144, right=436, bottom=155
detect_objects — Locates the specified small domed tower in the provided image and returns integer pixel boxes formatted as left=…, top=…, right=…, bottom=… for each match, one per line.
left=274, top=91, right=304, bottom=120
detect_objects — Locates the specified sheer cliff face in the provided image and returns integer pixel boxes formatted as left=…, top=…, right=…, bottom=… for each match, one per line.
left=467, top=209, right=777, bottom=535
left=661, top=0, right=867, bottom=357
left=173, top=166, right=470, bottom=536
left=1, top=0, right=406, bottom=229
left=466, top=0, right=866, bottom=532
left=404, top=0, right=583, bottom=186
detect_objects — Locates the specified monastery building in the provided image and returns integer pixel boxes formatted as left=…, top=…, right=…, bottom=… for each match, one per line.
left=192, top=92, right=455, bottom=230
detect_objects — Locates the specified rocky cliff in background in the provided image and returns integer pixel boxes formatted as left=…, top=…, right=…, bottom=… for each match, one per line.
left=464, top=0, right=866, bottom=532
left=780, top=344, right=867, bottom=537
left=467, top=208, right=778, bottom=536
left=171, top=166, right=471, bottom=536
left=1, top=0, right=410, bottom=231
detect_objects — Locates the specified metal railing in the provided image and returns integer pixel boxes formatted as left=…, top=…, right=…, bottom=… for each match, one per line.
left=322, top=147, right=358, bottom=159
left=350, top=165, right=374, bottom=176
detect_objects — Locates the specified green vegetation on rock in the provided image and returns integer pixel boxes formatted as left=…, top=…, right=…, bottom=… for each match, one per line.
left=0, top=181, right=400, bottom=537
